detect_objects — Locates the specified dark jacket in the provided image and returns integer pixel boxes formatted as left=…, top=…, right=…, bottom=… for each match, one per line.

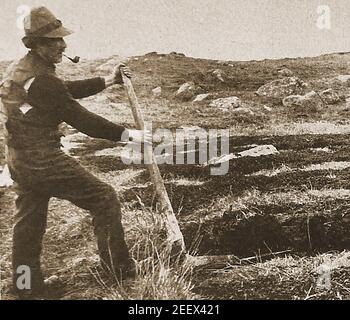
left=0, top=51, right=126, bottom=150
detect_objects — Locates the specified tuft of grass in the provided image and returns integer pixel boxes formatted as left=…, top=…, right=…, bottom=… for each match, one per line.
left=94, top=206, right=197, bottom=300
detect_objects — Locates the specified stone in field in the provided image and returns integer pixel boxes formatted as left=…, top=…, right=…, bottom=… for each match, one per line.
left=209, top=96, right=242, bottom=110
left=152, top=86, right=162, bottom=97
left=193, top=93, right=211, bottom=102
left=256, top=76, right=308, bottom=100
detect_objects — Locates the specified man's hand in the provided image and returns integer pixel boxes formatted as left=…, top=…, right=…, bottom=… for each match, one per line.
left=127, top=129, right=152, bottom=145
left=104, top=63, right=132, bottom=87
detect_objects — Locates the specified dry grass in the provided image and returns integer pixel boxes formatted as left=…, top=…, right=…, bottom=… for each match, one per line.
left=112, top=206, right=196, bottom=300
left=186, top=186, right=350, bottom=224
left=105, top=197, right=197, bottom=298
left=250, top=161, right=350, bottom=177
left=195, top=251, right=350, bottom=300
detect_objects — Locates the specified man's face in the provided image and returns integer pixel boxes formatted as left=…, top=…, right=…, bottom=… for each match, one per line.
left=36, top=38, right=67, bottom=64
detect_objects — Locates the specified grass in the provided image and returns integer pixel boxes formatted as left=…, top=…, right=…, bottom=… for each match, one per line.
left=183, top=186, right=350, bottom=223
left=119, top=204, right=196, bottom=300
left=249, top=161, right=350, bottom=177
left=194, top=251, right=350, bottom=300
left=89, top=210, right=197, bottom=300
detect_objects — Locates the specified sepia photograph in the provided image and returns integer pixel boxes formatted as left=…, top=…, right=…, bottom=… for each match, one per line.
left=0, top=0, right=350, bottom=304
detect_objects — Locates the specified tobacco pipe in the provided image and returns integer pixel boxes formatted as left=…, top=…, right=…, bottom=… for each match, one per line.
left=63, top=54, right=80, bottom=63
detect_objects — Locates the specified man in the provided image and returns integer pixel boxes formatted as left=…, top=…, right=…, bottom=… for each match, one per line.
left=0, top=6, right=149, bottom=299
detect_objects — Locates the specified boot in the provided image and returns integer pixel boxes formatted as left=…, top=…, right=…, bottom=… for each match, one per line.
left=12, top=276, right=65, bottom=300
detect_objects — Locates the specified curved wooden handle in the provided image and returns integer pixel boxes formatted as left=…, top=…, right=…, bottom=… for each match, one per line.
left=122, top=74, right=185, bottom=251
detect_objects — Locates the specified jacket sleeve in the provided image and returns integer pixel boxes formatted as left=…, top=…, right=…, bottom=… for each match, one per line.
left=64, top=77, right=106, bottom=99
left=27, top=75, right=127, bottom=142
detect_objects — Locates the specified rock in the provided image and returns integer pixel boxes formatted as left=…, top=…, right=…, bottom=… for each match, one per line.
left=283, top=89, right=343, bottom=107
left=256, top=76, right=308, bottom=100
left=217, top=60, right=230, bottom=66
left=176, top=82, right=196, bottom=101
left=209, top=97, right=242, bottom=110
left=336, top=75, right=350, bottom=85
left=96, top=57, right=124, bottom=72
left=283, top=89, right=343, bottom=108
left=217, top=60, right=234, bottom=67
left=263, top=105, right=272, bottom=112
left=238, top=145, right=279, bottom=158
left=282, top=95, right=301, bottom=108
left=282, top=91, right=322, bottom=108
left=177, top=82, right=194, bottom=95
left=319, top=88, right=343, bottom=104
left=170, top=52, right=185, bottom=57
left=231, top=107, right=254, bottom=115
left=212, top=69, right=226, bottom=82
left=193, top=93, right=211, bottom=102
left=145, top=51, right=158, bottom=57
left=152, top=86, right=162, bottom=97
left=277, top=68, right=293, bottom=77
left=0, top=165, right=14, bottom=187
left=204, top=145, right=279, bottom=166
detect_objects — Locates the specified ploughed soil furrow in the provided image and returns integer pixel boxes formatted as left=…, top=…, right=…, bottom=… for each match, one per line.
left=227, top=134, right=350, bottom=151
left=71, top=133, right=350, bottom=165
left=67, top=133, right=350, bottom=258
left=119, top=168, right=350, bottom=215
left=75, top=142, right=350, bottom=193
left=70, top=133, right=350, bottom=181
left=193, top=264, right=350, bottom=300
left=233, top=150, right=350, bottom=175
left=181, top=199, right=350, bottom=256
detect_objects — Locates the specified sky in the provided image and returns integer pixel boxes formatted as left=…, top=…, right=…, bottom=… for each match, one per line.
left=0, top=0, right=349, bottom=61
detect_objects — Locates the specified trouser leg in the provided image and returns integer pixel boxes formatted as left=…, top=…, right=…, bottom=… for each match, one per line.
left=68, top=185, right=132, bottom=276
left=12, top=190, right=49, bottom=294
left=92, top=193, right=131, bottom=274
left=47, top=154, right=132, bottom=277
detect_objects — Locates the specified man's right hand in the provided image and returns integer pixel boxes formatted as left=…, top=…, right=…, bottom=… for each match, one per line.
left=113, top=63, right=132, bottom=84
left=104, top=63, right=132, bottom=87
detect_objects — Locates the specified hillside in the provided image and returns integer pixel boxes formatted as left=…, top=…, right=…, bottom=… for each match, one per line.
left=1, top=51, right=350, bottom=300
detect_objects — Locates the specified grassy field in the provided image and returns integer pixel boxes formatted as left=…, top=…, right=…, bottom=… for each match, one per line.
left=1, top=51, right=350, bottom=300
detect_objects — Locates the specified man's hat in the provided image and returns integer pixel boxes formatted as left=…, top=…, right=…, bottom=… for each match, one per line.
left=23, top=6, right=73, bottom=38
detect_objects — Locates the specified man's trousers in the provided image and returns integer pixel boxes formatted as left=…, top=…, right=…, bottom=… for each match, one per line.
left=6, top=146, right=131, bottom=293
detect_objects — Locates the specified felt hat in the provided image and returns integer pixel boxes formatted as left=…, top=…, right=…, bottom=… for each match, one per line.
left=22, top=6, right=73, bottom=39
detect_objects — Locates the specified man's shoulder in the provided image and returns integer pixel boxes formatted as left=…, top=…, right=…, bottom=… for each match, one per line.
left=29, top=74, right=69, bottom=98
left=2, top=54, right=32, bottom=83
left=2, top=53, right=57, bottom=85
